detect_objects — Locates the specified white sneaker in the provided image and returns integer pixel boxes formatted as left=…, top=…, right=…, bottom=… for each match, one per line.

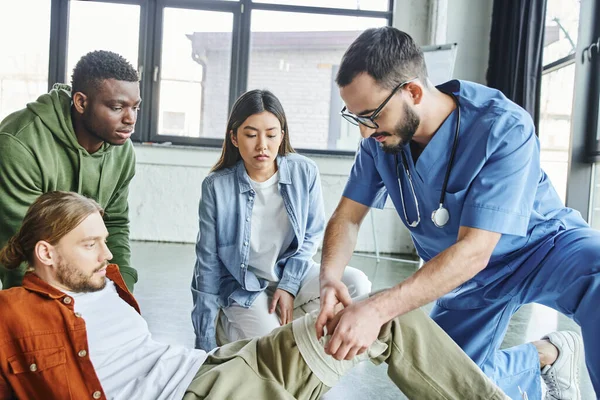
left=540, top=331, right=583, bottom=400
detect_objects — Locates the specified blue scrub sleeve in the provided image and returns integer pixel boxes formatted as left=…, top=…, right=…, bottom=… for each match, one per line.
left=342, top=139, right=388, bottom=209
left=460, top=112, right=539, bottom=236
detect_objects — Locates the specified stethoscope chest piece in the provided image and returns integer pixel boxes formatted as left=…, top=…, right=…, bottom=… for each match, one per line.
left=431, top=204, right=450, bottom=228
left=395, top=90, right=460, bottom=230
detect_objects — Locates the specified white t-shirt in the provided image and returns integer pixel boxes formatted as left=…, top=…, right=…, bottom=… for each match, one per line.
left=66, top=280, right=207, bottom=400
left=248, top=172, right=295, bottom=282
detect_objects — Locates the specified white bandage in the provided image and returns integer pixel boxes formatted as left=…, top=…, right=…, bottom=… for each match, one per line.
left=292, top=310, right=388, bottom=387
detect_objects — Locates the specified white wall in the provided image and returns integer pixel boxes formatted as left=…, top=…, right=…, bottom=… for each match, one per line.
left=444, top=0, right=494, bottom=84
left=129, top=145, right=413, bottom=253
left=393, top=0, right=494, bottom=85
left=129, top=0, right=494, bottom=254
left=392, top=0, right=430, bottom=45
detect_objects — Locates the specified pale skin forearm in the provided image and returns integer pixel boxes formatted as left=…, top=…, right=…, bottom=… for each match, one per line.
left=320, top=197, right=370, bottom=283
left=318, top=226, right=501, bottom=361
left=319, top=212, right=360, bottom=282
left=370, top=227, right=501, bottom=323
left=316, top=198, right=371, bottom=339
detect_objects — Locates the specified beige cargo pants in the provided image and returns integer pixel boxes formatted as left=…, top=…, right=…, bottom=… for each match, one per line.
left=184, top=307, right=508, bottom=400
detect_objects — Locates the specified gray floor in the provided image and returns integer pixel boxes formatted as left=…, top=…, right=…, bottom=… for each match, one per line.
left=132, top=241, right=595, bottom=400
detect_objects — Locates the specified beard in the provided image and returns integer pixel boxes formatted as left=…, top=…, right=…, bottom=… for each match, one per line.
left=379, top=102, right=420, bottom=155
left=82, top=114, right=127, bottom=147
left=56, top=258, right=108, bottom=293
left=82, top=118, right=115, bottom=146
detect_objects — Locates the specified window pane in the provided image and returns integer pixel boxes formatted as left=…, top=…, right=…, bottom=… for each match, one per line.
left=0, top=0, right=50, bottom=120
left=538, top=63, right=576, bottom=204
left=248, top=11, right=387, bottom=151
left=593, top=163, right=600, bottom=229
left=66, top=1, right=140, bottom=83
left=543, top=0, right=580, bottom=65
left=158, top=8, right=233, bottom=138
left=252, top=0, right=389, bottom=12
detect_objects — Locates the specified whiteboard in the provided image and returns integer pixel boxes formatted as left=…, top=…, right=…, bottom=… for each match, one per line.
left=422, top=43, right=458, bottom=85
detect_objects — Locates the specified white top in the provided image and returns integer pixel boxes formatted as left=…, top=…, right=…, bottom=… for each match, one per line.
left=248, top=172, right=295, bottom=282
left=66, top=280, right=207, bottom=400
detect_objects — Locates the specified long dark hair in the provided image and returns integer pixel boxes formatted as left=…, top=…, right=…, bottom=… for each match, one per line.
left=211, top=89, right=295, bottom=172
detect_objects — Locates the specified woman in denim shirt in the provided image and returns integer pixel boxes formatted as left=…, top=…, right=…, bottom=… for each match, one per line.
left=191, top=90, right=371, bottom=351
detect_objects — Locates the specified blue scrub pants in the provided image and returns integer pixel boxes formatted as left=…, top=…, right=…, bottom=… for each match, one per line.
left=430, top=228, right=600, bottom=400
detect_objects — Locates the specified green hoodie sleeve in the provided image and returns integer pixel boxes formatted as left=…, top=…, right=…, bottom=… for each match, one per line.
left=0, top=134, right=44, bottom=289
left=104, top=150, right=137, bottom=292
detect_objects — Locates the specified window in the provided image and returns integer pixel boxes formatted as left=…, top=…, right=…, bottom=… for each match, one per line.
left=539, top=64, right=576, bottom=204
left=542, top=0, right=579, bottom=65
left=248, top=11, right=387, bottom=151
left=156, top=8, right=234, bottom=140
left=66, top=1, right=141, bottom=83
left=538, top=0, right=580, bottom=203
left=252, top=0, right=388, bottom=11
left=23, top=0, right=392, bottom=152
left=557, top=0, right=600, bottom=228
left=0, top=0, right=51, bottom=120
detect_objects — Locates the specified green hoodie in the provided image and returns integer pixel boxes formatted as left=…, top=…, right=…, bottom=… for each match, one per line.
left=0, top=84, right=137, bottom=290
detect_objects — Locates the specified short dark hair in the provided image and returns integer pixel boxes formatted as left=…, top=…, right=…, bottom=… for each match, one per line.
left=71, top=50, right=139, bottom=94
left=336, top=27, right=428, bottom=89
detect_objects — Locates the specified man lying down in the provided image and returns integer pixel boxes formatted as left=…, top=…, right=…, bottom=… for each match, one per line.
left=0, top=191, right=508, bottom=400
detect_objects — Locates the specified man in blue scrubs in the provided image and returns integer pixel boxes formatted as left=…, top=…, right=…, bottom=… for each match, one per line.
left=316, top=27, right=599, bottom=400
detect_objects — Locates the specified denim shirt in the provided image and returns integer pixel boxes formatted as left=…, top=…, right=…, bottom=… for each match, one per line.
left=191, top=154, right=325, bottom=351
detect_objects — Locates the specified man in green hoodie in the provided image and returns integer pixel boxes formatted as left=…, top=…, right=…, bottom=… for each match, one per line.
left=0, top=50, right=139, bottom=291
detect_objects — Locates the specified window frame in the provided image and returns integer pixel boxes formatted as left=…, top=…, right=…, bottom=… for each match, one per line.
left=537, top=0, right=600, bottom=225
left=148, top=0, right=242, bottom=147
left=50, top=0, right=152, bottom=142
left=48, top=0, right=394, bottom=154
left=558, top=0, right=599, bottom=224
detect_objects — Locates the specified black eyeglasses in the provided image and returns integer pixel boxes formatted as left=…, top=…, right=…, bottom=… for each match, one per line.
left=340, top=78, right=417, bottom=129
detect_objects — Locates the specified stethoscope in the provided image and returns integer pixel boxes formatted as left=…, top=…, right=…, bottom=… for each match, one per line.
left=395, top=92, right=461, bottom=228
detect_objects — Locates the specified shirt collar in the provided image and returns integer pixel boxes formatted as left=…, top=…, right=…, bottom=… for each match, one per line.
left=235, top=155, right=291, bottom=193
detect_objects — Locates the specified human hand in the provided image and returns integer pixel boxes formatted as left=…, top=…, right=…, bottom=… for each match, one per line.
left=324, top=298, right=384, bottom=361
left=315, top=277, right=352, bottom=340
left=269, top=288, right=295, bottom=325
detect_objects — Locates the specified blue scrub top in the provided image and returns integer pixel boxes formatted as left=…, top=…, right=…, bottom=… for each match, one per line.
left=343, top=80, right=588, bottom=286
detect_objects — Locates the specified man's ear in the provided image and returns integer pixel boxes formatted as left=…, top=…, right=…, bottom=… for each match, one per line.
left=72, top=92, right=88, bottom=114
left=230, top=130, right=238, bottom=147
left=34, top=241, right=55, bottom=267
left=405, top=82, right=424, bottom=106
